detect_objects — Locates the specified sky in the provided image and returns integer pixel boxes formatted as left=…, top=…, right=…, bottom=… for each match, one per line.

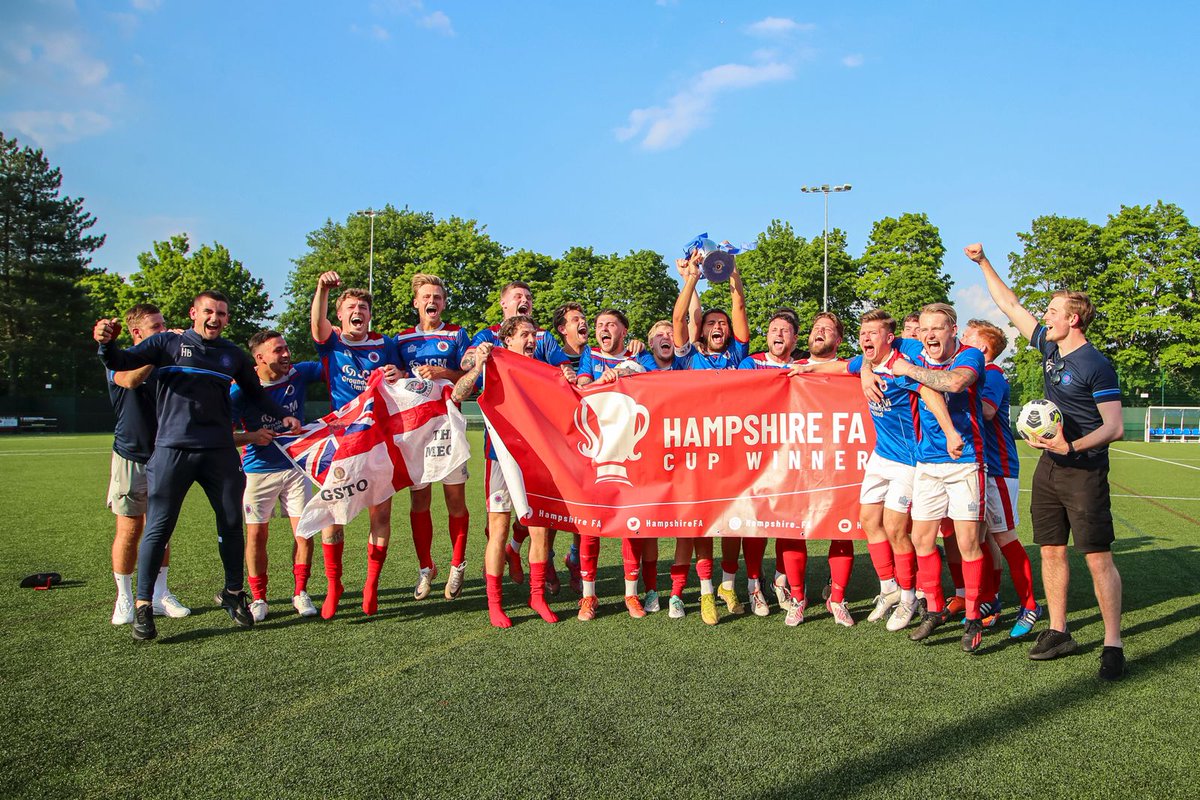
left=3, top=0, right=1200, bottom=332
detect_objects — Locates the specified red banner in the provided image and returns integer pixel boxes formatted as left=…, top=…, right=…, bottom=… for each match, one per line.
left=479, top=349, right=876, bottom=540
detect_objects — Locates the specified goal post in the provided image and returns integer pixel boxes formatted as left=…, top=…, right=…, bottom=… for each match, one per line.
left=1144, top=406, right=1200, bottom=442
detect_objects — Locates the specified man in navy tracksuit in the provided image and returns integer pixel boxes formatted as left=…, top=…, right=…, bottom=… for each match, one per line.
left=94, top=290, right=300, bottom=641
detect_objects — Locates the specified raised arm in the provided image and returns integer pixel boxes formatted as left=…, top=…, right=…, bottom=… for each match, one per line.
left=311, top=271, right=340, bottom=343
left=728, top=265, right=751, bottom=344
left=892, top=358, right=977, bottom=394
left=965, top=244, right=1038, bottom=342
left=451, top=342, right=491, bottom=403
left=672, top=256, right=702, bottom=347
left=94, top=320, right=160, bottom=371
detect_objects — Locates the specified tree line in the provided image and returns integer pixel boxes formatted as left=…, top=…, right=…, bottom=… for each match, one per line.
left=3, top=131, right=1197, bottom=406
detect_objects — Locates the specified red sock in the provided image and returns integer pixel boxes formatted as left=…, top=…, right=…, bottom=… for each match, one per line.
left=292, top=562, right=310, bottom=595
left=485, top=572, right=511, bottom=628
left=962, top=555, right=984, bottom=620
left=621, top=538, right=644, bottom=581
left=321, top=541, right=344, bottom=620
left=248, top=574, right=268, bottom=602
left=1001, top=539, right=1036, bottom=610
left=527, top=561, right=558, bottom=623
left=642, top=556, right=659, bottom=591
left=696, top=556, right=713, bottom=581
left=828, top=540, right=854, bottom=603
left=448, top=513, right=469, bottom=567
left=720, top=537, right=741, bottom=575
left=917, top=551, right=945, bottom=613
left=895, top=550, right=917, bottom=591
left=411, top=510, right=434, bottom=570
left=580, top=535, right=600, bottom=581
left=670, top=563, right=689, bottom=597
left=363, top=543, right=387, bottom=615
left=780, top=539, right=808, bottom=601
left=742, top=538, right=767, bottom=581
left=866, top=540, right=895, bottom=582
left=512, top=522, right=530, bottom=545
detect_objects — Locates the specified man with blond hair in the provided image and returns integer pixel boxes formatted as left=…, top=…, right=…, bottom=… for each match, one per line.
left=968, top=243, right=1125, bottom=679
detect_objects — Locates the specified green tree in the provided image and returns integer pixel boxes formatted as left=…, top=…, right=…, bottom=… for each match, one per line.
left=123, top=234, right=272, bottom=349
left=856, top=213, right=952, bottom=323
left=485, top=249, right=558, bottom=327
left=541, top=246, right=609, bottom=324
left=595, top=249, right=678, bottom=338
left=0, top=133, right=105, bottom=395
left=79, top=269, right=127, bottom=336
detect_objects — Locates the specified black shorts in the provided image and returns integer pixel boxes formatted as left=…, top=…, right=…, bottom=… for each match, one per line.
left=1029, top=452, right=1115, bottom=553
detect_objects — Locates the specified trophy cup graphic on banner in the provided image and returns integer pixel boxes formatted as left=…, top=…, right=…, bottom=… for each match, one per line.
left=574, top=392, right=651, bottom=486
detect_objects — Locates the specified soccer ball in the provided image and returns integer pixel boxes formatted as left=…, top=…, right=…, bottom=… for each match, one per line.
left=1017, top=399, right=1063, bottom=441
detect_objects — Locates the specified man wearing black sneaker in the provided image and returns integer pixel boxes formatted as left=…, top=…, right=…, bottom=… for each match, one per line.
left=94, top=291, right=300, bottom=641
left=968, top=244, right=1126, bottom=680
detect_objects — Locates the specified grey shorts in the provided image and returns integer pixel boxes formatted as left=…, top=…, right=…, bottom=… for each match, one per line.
left=107, top=451, right=148, bottom=517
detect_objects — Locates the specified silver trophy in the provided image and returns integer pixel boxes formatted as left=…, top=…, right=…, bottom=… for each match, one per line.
left=695, top=238, right=736, bottom=282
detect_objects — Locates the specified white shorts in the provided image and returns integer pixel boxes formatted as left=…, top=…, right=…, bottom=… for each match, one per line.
left=411, top=462, right=469, bottom=492
left=985, top=476, right=1021, bottom=533
left=243, top=469, right=311, bottom=524
left=484, top=460, right=511, bottom=513
left=911, top=461, right=985, bottom=522
left=107, top=452, right=148, bottom=517
left=859, top=452, right=915, bottom=514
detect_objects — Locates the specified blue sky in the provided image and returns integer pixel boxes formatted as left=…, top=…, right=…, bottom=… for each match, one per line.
left=3, top=1, right=1199, bottom=330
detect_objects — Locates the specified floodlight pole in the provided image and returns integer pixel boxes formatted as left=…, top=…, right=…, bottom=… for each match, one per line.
left=356, top=209, right=378, bottom=295
left=800, top=183, right=852, bottom=311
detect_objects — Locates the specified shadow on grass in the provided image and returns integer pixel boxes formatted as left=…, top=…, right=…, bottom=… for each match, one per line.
left=763, top=622, right=1200, bottom=800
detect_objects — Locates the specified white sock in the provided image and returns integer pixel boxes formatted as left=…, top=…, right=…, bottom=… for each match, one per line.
left=114, top=572, right=133, bottom=601
left=916, top=588, right=926, bottom=600
left=901, top=588, right=916, bottom=604
left=747, top=578, right=759, bottom=594
left=153, top=566, right=169, bottom=601
left=583, top=580, right=596, bottom=598
left=700, top=579, right=714, bottom=595
left=774, top=570, right=788, bottom=587
left=956, top=589, right=966, bottom=598
left=721, top=570, right=735, bottom=590
left=881, top=578, right=899, bottom=594
left=624, top=579, right=638, bottom=596
left=507, top=538, right=519, bottom=553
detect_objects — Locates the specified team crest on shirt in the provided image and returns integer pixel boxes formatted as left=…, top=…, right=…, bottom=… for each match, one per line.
left=367, top=352, right=380, bottom=363
left=437, top=341, right=450, bottom=352
left=284, top=384, right=295, bottom=396
left=244, top=504, right=252, bottom=515
left=1060, top=371, right=1072, bottom=385
left=220, top=354, right=233, bottom=369
left=405, top=379, right=433, bottom=397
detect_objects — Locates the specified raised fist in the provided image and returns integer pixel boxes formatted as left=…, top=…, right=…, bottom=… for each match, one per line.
left=318, top=271, right=342, bottom=289
left=93, top=318, right=121, bottom=344
left=964, top=244, right=986, bottom=264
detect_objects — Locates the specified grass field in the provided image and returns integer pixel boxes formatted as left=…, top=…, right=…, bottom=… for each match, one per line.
left=1, top=434, right=1199, bottom=799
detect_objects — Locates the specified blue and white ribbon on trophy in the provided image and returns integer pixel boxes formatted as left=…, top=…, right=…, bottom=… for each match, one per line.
left=682, top=232, right=755, bottom=282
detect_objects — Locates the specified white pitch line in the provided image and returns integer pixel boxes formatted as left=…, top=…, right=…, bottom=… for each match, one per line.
left=1017, top=487, right=1200, bottom=501
left=0, top=449, right=110, bottom=456
left=1109, top=446, right=1200, bottom=473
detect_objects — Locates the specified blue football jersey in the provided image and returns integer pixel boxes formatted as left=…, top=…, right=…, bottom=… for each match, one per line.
left=895, top=338, right=986, bottom=465
left=848, top=349, right=920, bottom=467
left=470, top=324, right=570, bottom=367
left=396, top=323, right=470, bottom=373
left=231, top=361, right=323, bottom=473
left=980, top=363, right=1019, bottom=478
left=737, top=352, right=793, bottom=370
left=675, top=339, right=750, bottom=371
left=315, top=329, right=400, bottom=410
left=578, top=347, right=640, bottom=380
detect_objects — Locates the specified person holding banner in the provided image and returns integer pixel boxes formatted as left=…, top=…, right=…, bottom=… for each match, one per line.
left=452, top=315, right=559, bottom=628
left=572, top=309, right=657, bottom=620
left=94, top=291, right=301, bottom=641
left=230, top=330, right=324, bottom=620
left=395, top=274, right=472, bottom=602
left=862, top=302, right=991, bottom=652
left=737, top=309, right=802, bottom=618
left=670, top=253, right=751, bottom=624
left=311, top=272, right=405, bottom=618
left=464, top=282, right=575, bottom=591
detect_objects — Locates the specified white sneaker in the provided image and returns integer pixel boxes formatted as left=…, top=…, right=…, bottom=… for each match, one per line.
left=152, top=592, right=191, bottom=618
left=443, top=562, right=466, bottom=600
left=749, top=589, right=770, bottom=617
left=886, top=597, right=919, bottom=632
left=112, top=595, right=134, bottom=625
left=773, top=581, right=795, bottom=611
left=826, top=598, right=855, bottom=627
left=415, top=565, right=438, bottom=600
left=249, top=599, right=269, bottom=622
left=867, top=589, right=902, bottom=623
left=784, top=597, right=807, bottom=627
left=292, top=591, right=318, bottom=617
left=668, top=595, right=686, bottom=618
left=643, top=589, right=661, bottom=613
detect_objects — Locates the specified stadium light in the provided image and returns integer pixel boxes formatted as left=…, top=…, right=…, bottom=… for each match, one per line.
left=356, top=209, right=379, bottom=295
left=800, top=183, right=852, bottom=311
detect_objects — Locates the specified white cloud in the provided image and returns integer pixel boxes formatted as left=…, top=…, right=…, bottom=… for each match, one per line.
left=842, top=53, right=864, bottom=68
left=419, top=11, right=454, bottom=36
left=746, top=17, right=814, bottom=37
left=617, top=61, right=793, bottom=151
left=0, top=109, right=113, bottom=148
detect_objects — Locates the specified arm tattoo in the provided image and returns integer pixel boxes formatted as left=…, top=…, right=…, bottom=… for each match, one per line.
left=903, top=364, right=971, bottom=393
left=461, top=354, right=477, bottom=371
left=451, top=370, right=480, bottom=403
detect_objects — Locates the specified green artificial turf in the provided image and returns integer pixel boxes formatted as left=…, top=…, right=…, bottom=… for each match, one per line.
left=1, top=434, right=1198, bottom=799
